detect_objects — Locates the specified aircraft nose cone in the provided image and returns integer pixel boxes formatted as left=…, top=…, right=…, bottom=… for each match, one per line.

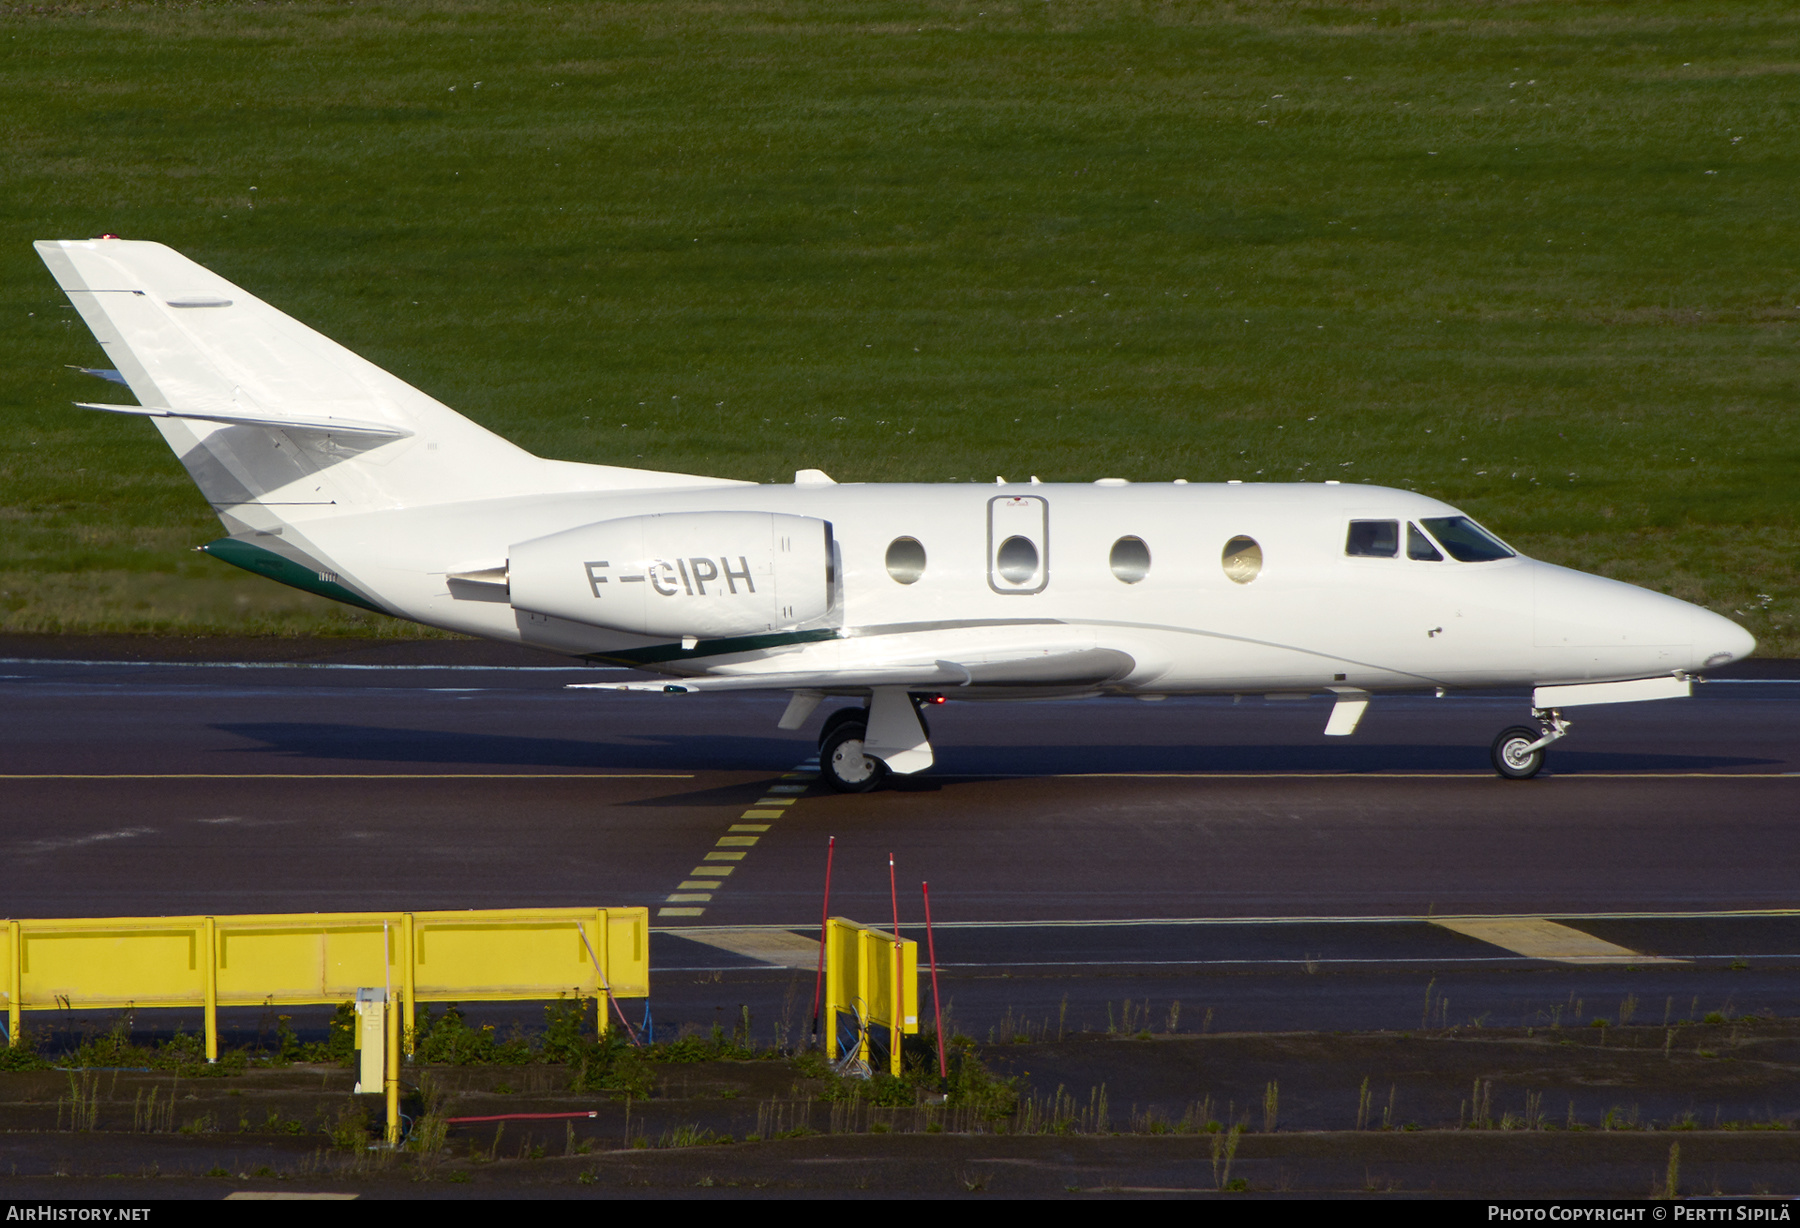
left=1694, top=606, right=1756, bottom=671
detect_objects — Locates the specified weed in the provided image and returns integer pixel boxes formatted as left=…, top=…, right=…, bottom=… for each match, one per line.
left=1211, top=1125, right=1243, bottom=1191
left=132, top=1086, right=174, bottom=1134
left=58, top=1070, right=101, bottom=1132
left=326, top=1103, right=370, bottom=1151
left=661, top=1124, right=717, bottom=1148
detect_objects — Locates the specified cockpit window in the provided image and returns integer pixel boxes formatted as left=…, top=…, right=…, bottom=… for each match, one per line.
left=1346, top=520, right=1398, bottom=557
left=1420, top=516, right=1516, bottom=562
left=1407, top=522, right=1444, bottom=561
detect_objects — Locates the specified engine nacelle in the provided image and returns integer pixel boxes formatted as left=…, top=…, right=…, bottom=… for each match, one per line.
left=508, top=511, right=834, bottom=639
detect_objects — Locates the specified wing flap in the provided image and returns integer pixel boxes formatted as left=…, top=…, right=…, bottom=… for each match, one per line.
left=571, top=646, right=1136, bottom=694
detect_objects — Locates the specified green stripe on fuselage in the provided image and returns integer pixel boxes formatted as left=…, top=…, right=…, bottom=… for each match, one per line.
left=201, top=537, right=386, bottom=614
left=588, top=627, right=839, bottom=666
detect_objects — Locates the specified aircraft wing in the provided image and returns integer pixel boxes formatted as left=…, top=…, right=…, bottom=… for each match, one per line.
left=570, top=644, right=1137, bottom=694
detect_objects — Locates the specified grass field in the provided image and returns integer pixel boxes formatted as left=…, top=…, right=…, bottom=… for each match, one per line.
left=2, top=0, right=1796, bottom=648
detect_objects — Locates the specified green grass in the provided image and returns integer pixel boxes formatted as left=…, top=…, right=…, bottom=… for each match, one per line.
left=2, top=0, right=1796, bottom=648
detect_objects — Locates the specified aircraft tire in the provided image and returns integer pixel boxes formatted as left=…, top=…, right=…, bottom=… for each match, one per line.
left=1491, top=726, right=1545, bottom=779
left=817, top=706, right=867, bottom=751
left=821, top=722, right=887, bottom=793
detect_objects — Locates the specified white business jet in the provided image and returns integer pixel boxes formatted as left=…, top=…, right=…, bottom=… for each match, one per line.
left=36, top=238, right=1755, bottom=790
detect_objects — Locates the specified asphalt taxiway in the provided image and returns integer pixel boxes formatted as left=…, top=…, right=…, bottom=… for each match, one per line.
left=2, top=653, right=1797, bottom=1040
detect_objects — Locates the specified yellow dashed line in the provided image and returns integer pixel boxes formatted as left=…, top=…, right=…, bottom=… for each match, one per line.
left=658, top=761, right=816, bottom=917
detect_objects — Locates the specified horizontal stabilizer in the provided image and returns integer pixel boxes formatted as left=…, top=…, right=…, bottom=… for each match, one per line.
left=74, top=401, right=413, bottom=438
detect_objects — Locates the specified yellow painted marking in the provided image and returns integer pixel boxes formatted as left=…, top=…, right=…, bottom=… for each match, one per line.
left=225, top=1193, right=359, bottom=1201
left=730, top=824, right=771, bottom=833
left=1433, top=917, right=1685, bottom=965
left=659, top=907, right=705, bottom=917
left=676, top=928, right=822, bottom=969
left=690, top=865, right=732, bottom=876
left=677, top=881, right=721, bottom=890
left=665, top=893, right=713, bottom=903
left=0, top=773, right=695, bottom=780
left=768, top=784, right=809, bottom=792
left=703, top=851, right=746, bottom=862
left=715, top=835, right=759, bottom=847
left=740, top=809, right=786, bottom=819
left=756, top=798, right=798, bottom=806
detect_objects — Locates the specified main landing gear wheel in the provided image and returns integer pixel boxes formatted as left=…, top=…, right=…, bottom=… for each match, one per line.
left=817, top=706, right=866, bottom=751
left=1491, top=726, right=1546, bottom=779
left=821, top=721, right=887, bottom=793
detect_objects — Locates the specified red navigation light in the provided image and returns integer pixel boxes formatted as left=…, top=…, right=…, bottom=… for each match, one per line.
left=95, top=234, right=121, bottom=240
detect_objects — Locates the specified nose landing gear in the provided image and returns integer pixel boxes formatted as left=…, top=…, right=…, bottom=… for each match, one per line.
left=1490, top=708, right=1571, bottom=779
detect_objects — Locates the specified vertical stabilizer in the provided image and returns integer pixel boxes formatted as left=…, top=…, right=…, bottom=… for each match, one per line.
left=35, top=238, right=742, bottom=538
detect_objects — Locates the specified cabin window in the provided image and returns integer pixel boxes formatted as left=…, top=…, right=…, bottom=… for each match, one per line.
left=1420, top=516, right=1515, bottom=562
left=1109, top=536, right=1150, bottom=583
left=1407, top=522, right=1444, bottom=561
left=885, top=536, right=927, bottom=584
left=1222, top=536, right=1262, bottom=584
left=1345, top=520, right=1398, bottom=557
left=996, top=535, right=1040, bottom=585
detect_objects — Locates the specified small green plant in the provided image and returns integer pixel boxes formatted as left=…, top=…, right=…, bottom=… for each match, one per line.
left=58, top=1070, right=102, bottom=1132
left=944, top=1046, right=1019, bottom=1121
left=326, top=1103, right=370, bottom=1151
left=1211, top=1125, right=1243, bottom=1191
left=0, top=1030, right=49, bottom=1071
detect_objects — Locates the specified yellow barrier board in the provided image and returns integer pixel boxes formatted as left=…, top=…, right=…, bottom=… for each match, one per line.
left=2, top=907, right=648, bottom=1060
left=823, top=917, right=918, bottom=1077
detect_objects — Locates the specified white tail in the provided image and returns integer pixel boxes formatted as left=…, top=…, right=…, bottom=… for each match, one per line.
left=35, top=238, right=739, bottom=535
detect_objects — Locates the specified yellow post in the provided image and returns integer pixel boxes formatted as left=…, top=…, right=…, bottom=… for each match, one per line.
left=856, top=929, right=873, bottom=1070
left=384, top=986, right=400, bottom=1146
left=400, top=913, right=416, bottom=1057
left=891, top=937, right=903, bottom=1078
left=7, top=920, right=21, bottom=1047
left=594, top=912, right=610, bottom=1041
left=823, top=920, right=839, bottom=1059
left=202, top=917, right=218, bottom=1063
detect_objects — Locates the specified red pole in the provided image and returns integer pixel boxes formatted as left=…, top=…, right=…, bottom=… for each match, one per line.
left=811, top=835, right=835, bottom=1040
left=888, top=853, right=900, bottom=942
left=922, top=881, right=946, bottom=1078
